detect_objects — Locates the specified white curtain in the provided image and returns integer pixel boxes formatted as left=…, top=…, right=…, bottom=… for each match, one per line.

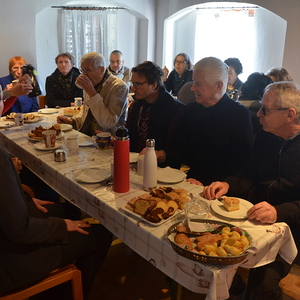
left=61, top=9, right=117, bottom=67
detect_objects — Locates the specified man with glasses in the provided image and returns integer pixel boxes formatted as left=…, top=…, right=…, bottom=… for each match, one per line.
left=203, top=81, right=300, bottom=300
left=57, top=52, right=128, bottom=136
left=107, top=50, right=130, bottom=85
left=126, top=61, right=185, bottom=165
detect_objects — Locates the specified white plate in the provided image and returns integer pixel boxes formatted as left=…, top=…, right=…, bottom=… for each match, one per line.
left=78, top=136, right=93, bottom=147
left=59, top=124, right=73, bottom=132
left=74, top=167, right=110, bottom=183
left=24, top=116, right=44, bottom=123
left=157, top=167, right=187, bottom=183
left=38, top=108, right=59, bottom=114
left=210, top=198, right=253, bottom=219
left=0, top=120, right=14, bottom=128
left=33, top=141, right=63, bottom=151
left=120, top=205, right=183, bottom=227
left=28, top=131, right=64, bottom=142
left=130, top=152, right=139, bottom=163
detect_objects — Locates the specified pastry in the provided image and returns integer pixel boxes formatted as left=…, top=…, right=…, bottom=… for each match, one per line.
left=223, top=197, right=240, bottom=212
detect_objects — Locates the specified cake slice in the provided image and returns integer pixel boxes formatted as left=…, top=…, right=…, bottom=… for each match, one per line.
left=223, top=197, right=240, bottom=212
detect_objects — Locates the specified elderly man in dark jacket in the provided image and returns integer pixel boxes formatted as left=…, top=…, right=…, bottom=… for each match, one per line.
left=203, top=81, right=300, bottom=300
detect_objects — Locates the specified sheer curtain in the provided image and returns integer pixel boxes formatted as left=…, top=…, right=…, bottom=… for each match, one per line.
left=61, top=9, right=117, bottom=67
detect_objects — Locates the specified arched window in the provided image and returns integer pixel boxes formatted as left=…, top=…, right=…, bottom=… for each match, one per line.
left=163, top=3, right=287, bottom=81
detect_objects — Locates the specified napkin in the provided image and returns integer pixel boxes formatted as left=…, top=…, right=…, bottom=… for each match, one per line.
left=157, top=166, right=186, bottom=183
left=74, top=167, right=110, bottom=183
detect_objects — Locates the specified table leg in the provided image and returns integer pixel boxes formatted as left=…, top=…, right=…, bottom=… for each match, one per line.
left=167, top=277, right=182, bottom=300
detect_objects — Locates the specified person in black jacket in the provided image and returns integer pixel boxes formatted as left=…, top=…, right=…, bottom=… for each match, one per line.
left=203, top=81, right=300, bottom=300
left=163, top=53, right=193, bottom=96
left=126, top=61, right=185, bottom=166
left=0, top=90, right=112, bottom=300
left=164, top=57, right=253, bottom=185
left=46, top=52, right=83, bottom=107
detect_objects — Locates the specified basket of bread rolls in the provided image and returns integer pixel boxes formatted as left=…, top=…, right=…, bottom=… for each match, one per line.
left=167, top=219, right=252, bottom=265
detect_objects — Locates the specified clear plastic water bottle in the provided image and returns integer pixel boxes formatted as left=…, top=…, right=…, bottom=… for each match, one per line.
left=143, top=139, right=157, bottom=191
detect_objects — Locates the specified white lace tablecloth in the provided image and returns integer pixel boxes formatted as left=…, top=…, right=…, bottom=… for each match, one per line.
left=0, top=110, right=297, bottom=300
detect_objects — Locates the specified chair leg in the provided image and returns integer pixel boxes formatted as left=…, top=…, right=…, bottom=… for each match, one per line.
left=71, top=268, right=83, bottom=300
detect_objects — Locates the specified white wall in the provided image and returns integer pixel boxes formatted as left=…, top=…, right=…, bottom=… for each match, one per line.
left=1, top=0, right=300, bottom=85
left=0, top=0, right=157, bottom=89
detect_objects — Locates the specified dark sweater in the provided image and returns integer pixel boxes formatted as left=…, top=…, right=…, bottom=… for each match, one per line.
left=166, top=94, right=253, bottom=185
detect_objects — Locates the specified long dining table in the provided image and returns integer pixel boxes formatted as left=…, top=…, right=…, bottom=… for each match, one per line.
left=0, top=109, right=297, bottom=300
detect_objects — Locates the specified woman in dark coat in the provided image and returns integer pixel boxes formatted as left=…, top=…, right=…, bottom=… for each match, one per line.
left=46, top=52, right=83, bottom=108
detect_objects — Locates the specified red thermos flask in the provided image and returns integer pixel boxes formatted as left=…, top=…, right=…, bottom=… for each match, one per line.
left=113, top=126, right=130, bottom=193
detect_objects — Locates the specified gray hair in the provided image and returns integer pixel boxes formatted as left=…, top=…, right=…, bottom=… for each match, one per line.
left=265, top=81, right=300, bottom=121
left=194, top=57, right=228, bottom=95
left=80, top=52, right=106, bottom=69
left=55, top=52, right=74, bottom=65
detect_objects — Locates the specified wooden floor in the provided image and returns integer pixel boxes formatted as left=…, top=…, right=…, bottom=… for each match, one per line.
left=88, top=239, right=205, bottom=300
left=88, top=239, right=300, bottom=300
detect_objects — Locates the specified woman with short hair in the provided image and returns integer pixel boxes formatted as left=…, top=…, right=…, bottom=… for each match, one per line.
left=163, top=53, right=193, bottom=96
left=0, top=56, right=39, bottom=115
left=46, top=52, right=83, bottom=108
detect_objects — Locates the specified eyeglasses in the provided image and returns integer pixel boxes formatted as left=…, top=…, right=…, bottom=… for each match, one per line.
left=79, top=68, right=97, bottom=74
left=110, top=60, right=122, bottom=65
left=175, top=60, right=187, bottom=64
left=259, top=102, right=289, bottom=116
left=130, top=81, right=148, bottom=88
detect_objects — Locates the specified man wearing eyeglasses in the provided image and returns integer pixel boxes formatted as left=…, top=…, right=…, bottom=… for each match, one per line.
left=107, top=50, right=130, bottom=85
left=203, top=81, right=300, bottom=300
left=57, top=52, right=128, bottom=136
left=126, top=61, right=185, bottom=164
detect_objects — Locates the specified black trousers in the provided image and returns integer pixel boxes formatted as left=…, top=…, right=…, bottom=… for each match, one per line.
left=246, top=254, right=294, bottom=300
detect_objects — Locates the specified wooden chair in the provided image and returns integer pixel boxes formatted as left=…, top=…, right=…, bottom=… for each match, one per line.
left=38, top=95, right=47, bottom=108
left=0, top=264, right=83, bottom=300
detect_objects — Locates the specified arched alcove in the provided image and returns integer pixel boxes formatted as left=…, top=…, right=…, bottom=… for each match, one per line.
left=163, top=2, right=287, bottom=80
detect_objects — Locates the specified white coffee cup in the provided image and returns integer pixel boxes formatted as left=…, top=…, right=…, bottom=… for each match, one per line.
left=66, top=134, right=79, bottom=151
left=137, top=155, right=145, bottom=176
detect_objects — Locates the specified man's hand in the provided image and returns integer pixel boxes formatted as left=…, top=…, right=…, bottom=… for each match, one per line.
left=187, top=178, right=204, bottom=186
left=139, top=148, right=165, bottom=162
left=32, top=198, right=55, bottom=213
left=247, top=201, right=277, bottom=224
left=202, top=181, right=230, bottom=200
left=76, top=74, right=97, bottom=97
left=63, top=219, right=91, bottom=235
left=57, top=115, right=73, bottom=125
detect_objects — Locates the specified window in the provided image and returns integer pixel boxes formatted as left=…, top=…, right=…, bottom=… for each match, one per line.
left=194, top=8, right=255, bottom=81
left=61, top=9, right=117, bottom=66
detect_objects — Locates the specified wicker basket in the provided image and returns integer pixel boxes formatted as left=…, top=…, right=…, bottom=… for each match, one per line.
left=167, top=219, right=251, bottom=265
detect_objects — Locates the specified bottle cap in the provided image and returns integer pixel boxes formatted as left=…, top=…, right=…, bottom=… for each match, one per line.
left=146, top=139, right=155, bottom=147
left=115, top=126, right=129, bottom=141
